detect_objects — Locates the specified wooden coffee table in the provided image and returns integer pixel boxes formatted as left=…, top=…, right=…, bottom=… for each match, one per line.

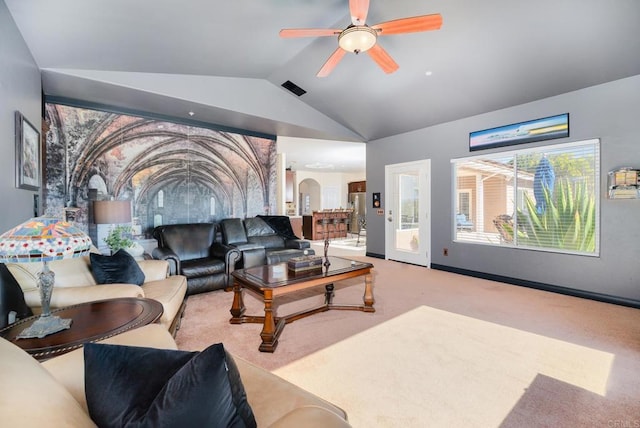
left=0, top=297, right=163, bottom=361
left=230, top=256, right=374, bottom=352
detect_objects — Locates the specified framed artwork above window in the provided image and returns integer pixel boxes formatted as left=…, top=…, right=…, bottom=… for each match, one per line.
left=469, top=113, right=569, bottom=151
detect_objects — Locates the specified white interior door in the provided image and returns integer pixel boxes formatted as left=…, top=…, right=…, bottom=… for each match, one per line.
left=384, top=160, right=431, bottom=267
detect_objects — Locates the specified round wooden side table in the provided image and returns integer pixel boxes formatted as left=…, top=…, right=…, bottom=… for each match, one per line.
left=0, top=297, right=163, bottom=361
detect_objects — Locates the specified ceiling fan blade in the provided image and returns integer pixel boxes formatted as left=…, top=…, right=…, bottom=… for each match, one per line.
left=317, top=48, right=347, bottom=78
left=279, top=28, right=341, bottom=38
left=372, top=13, right=443, bottom=35
left=367, top=44, right=399, bottom=74
left=349, top=0, right=370, bottom=25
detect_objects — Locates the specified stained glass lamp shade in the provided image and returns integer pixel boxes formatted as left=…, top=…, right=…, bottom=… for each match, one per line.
left=0, top=217, right=92, bottom=338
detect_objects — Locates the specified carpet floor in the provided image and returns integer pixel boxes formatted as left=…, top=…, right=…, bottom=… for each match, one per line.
left=175, top=254, right=640, bottom=427
left=274, top=305, right=618, bottom=427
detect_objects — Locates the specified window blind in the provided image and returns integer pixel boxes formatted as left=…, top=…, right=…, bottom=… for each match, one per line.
left=452, top=139, right=600, bottom=256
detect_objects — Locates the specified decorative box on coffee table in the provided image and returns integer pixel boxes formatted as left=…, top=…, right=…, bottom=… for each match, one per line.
left=287, top=255, right=323, bottom=273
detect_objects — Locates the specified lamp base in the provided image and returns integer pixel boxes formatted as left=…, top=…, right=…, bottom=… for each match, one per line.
left=17, top=315, right=72, bottom=339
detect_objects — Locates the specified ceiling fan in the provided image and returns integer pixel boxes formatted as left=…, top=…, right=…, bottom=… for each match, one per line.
left=279, top=0, right=442, bottom=77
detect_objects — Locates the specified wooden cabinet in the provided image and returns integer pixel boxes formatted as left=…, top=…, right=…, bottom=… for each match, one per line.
left=285, top=170, right=295, bottom=202
left=348, top=181, right=366, bottom=193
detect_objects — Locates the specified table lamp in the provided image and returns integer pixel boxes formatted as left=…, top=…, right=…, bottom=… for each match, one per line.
left=93, top=200, right=132, bottom=225
left=0, top=217, right=92, bottom=338
left=93, top=200, right=132, bottom=254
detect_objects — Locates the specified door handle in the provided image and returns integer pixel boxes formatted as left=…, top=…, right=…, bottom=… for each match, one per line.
left=387, top=216, right=393, bottom=222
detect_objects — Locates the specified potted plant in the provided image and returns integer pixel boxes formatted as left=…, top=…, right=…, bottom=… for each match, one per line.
left=103, top=225, right=143, bottom=256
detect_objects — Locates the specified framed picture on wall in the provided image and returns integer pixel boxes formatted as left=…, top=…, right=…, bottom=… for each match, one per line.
left=15, top=111, right=40, bottom=191
left=469, top=113, right=569, bottom=151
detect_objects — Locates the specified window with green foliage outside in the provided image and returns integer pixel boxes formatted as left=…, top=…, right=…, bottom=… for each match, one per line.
left=452, top=139, right=600, bottom=256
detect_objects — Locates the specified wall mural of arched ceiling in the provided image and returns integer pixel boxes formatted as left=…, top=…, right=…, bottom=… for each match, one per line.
left=44, top=103, right=276, bottom=237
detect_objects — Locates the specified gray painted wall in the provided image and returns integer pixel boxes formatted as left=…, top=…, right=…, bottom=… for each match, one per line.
left=0, top=3, right=42, bottom=232
left=367, top=75, right=640, bottom=302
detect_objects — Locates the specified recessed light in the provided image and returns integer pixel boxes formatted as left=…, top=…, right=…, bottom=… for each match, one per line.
left=425, top=71, right=433, bottom=76
left=188, top=111, right=195, bottom=116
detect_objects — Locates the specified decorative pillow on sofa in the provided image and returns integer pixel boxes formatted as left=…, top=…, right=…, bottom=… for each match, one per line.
left=90, top=249, right=145, bottom=286
left=84, top=342, right=256, bottom=428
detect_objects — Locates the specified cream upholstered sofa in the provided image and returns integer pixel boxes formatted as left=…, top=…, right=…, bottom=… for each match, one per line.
left=0, top=324, right=351, bottom=427
left=6, top=250, right=187, bottom=333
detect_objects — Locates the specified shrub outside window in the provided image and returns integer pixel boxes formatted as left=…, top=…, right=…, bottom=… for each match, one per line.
left=452, top=139, right=600, bottom=256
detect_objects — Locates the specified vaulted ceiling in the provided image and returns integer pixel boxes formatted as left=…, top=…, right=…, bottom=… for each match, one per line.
left=6, top=1, right=640, bottom=146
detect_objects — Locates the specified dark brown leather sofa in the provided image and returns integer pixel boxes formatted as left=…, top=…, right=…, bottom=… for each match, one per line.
left=220, top=216, right=314, bottom=268
left=151, top=223, right=240, bottom=295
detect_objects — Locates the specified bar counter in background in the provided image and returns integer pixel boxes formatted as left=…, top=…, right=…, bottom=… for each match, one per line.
left=302, top=210, right=352, bottom=240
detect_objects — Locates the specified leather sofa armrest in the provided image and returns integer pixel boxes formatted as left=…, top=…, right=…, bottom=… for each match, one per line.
left=211, top=243, right=241, bottom=276
left=268, top=406, right=352, bottom=428
left=233, top=354, right=349, bottom=426
left=136, top=259, right=170, bottom=281
left=152, top=247, right=180, bottom=275
left=285, top=239, right=311, bottom=250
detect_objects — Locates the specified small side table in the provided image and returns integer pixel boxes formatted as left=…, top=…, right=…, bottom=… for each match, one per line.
left=0, top=297, right=163, bottom=361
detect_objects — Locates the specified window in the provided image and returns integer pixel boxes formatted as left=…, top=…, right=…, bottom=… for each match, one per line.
left=304, top=194, right=310, bottom=214
left=157, top=190, right=164, bottom=208
left=399, top=174, right=419, bottom=230
left=452, top=139, right=600, bottom=256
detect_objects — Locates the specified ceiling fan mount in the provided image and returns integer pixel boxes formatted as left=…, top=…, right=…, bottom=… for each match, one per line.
left=280, top=0, right=442, bottom=77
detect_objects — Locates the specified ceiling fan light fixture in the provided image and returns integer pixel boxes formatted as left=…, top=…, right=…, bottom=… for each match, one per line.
left=338, top=26, right=377, bottom=53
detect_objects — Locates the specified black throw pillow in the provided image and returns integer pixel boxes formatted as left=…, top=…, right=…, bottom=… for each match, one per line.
left=0, top=264, right=33, bottom=329
left=84, top=342, right=256, bottom=428
left=90, top=249, right=145, bottom=286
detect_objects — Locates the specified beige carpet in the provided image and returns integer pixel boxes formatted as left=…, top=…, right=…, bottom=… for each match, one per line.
left=273, top=305, right=614, bottom=427
left=175, top=253, right=640, bottom=427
